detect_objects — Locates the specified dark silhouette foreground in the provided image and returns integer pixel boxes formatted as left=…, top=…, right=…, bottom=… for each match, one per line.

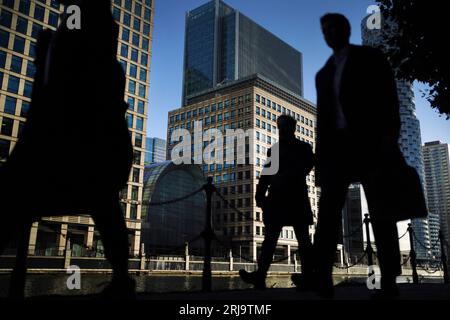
left=0, top=0, right=134, bottom=298
left=239, top=115, right=314, bottom=290
left=313, top=13, right=427, bottom=299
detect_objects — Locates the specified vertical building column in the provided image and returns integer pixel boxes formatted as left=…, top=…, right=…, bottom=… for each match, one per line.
left=85, top=226, right=94, bottom=249
left=285, top=244, right=291, bottom=265
left=28, top=222, right=39, bottom=255
left=250, top=240, right=257, bottom=263
left=57, top=224, right=68, bottom=256
left=130, top=230, right=141, bottom=257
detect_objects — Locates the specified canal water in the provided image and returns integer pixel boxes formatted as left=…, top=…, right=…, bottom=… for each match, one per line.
left=0, top=274, right=371, bottom=298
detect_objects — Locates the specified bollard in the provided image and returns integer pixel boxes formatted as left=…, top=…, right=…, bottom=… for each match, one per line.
left=64, top=238, right=72, bottom=269
left=408, top=224, right=419, bottom=284
left=140, top=243, right=146, bottom=271
left=363, top=214, right=374, bottom=276
left=229, top=250, right=233, bottom=272
left=202, top=177, right=215, bottom=292
left=439, top=230, right=449, bottom=284
left=185, top=242, right=190, bottom=271
left=294, top=253, right=298, bottom=273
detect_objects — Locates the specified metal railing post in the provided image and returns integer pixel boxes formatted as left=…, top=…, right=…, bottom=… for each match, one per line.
left=439, top=230, right=449, bottom=284
left=408, top=224, right=419, bottom=284
left=202, top=177, right=215, bottom=292
left=363, top=214, right=374, bottom=276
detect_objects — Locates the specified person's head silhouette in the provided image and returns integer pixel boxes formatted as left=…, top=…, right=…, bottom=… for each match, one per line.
left=277, top=115, right=297, bottom=140
left=320, top=13, right=351, bottom=51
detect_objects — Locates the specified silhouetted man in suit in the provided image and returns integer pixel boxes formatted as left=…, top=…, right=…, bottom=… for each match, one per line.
left=239, top=115, right=314, bottom=290
left=314, top=13, right=403, bottom=298
left=0, top=0, right=134, bottom=298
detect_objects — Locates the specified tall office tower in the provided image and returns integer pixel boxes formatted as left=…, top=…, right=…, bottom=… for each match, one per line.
left=182, top=0, right=303, bottom=106
left=168, top=74, right=317, bottom=261
left=0, top=0, right=153, bottom=256
left=144, top=137, right=167, bottom=165
left=362, top=17, right=431, bottom=261
left=423, top=141, right=450, bottom=260
left=341, top=184, right=365, bottom=264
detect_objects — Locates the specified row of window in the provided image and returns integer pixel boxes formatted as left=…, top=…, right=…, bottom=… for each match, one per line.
left=0, top=29, right=37, bottom=58
left=120, top=43, right=149, bottom=67
left=1, top=95, right=30, bottom=117
left=120, top=26, right=151, bottom=51
left=126, top=113, right=145, bottom=132
left=255, top=94, right=314, bottom=128
left=1, top=2, right=59, bottom=28
left=120, top=59, right=147, bottom=83
left=169, top=94, right=253, bottom=124
left=126, top=96, right=146, bottom=115
left=0, top=116, right=24, bottom=138
left=113, top=0, right=152, bottom=17
left=0, top=72, right=33, bottom=98
left=112, top=5, right=151, bottom=36
left=0, top=51, right=36, bottom=79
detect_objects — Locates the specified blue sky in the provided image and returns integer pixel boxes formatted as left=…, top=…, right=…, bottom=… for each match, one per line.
left=147, top=0, right=449, bottom=145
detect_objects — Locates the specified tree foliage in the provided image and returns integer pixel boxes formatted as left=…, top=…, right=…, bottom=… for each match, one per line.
left=376, top=0, right=449, bottom=118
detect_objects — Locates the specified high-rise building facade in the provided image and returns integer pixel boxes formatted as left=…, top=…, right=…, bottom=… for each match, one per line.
left=362, top=16, right=431, bottom=260
left=341, top=184, right=365, bottom=264
left=0, top=0, right=154, bottom=256
left=182, top=0, right=303, bottom=106
left=168, top=74, right=317, bottom=261
left=144, top=137, right=167, bottom=165
left=423, top=141, right=450, bottom=260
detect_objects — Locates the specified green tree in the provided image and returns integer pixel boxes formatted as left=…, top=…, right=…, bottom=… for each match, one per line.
left=376, top=0, right=449, bottom=118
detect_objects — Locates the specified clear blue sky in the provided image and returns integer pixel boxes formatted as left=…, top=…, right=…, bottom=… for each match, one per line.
left=147, top=0, right=449, bottom=146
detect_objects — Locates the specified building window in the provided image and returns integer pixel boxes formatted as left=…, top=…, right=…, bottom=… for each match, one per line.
left=122, top=28, right=130, bottom=42
left=130, top=204, right=138, bottom=219
left=136, top=117, right=144, bottom=131
left=15, top=16, right=28, bottom=34
left=0, top=10, right=12, bottom=29
left=0, top=117, right=14, bottom=136
left=23, top=80, right=32, bottom=98
left=48, top=11, right=59, bottom=28
left=137, top=100, right=145, bottom=114
left=0, top=30, right=9, bottom=48
left=20, top=101, right=30, bottom=117
left=13, top=36, right=26, bottom=54
left=135, top=133, right=143, bottom=148
left=34, top=5, right=45, bottom=22
left=7, top=76, right=20, bottom=94
left=132, top=168, right=140, bottom=182
left=0, top=139, right=11, bottom=160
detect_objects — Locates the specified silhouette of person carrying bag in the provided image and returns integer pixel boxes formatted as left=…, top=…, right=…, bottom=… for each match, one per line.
left=313, top=13, right=427, bottom=299
left=239, top=115, right=314, bottom=290
left=0, top=0, right=135, bottom=298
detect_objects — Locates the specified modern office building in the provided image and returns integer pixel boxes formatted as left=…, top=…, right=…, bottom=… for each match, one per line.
left=167, top=74, right=318, bottom=261
left=141, top=161, right=206, bottom=255
left=144, top=137, right=167, bottom=165
left=423, top=141, right=450, bottom=260
left=362, top=16, right=432, bottom=261
left=0, top=0, right=154, bottom=256
left=182, top=0, right=303, bottom=106
left=341, top=184, right=365, bottom=264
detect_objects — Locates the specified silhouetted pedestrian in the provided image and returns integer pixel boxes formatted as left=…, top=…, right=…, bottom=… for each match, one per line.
left=0, top=0, right=134, bottom=298
left=239, top=115, right=314, bottom=290
left=313, top=13, right=426, bottom=299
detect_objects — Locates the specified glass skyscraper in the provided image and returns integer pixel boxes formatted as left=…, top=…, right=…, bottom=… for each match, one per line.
left=144, top=137, right=167, bottom=165
left=423, top=141, right=450, bottom=261
left=362, top=16, right=432, bottom=261
left=182, top=0, right=303, bottom=106
left=0, top=0, right=154, bottom=256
